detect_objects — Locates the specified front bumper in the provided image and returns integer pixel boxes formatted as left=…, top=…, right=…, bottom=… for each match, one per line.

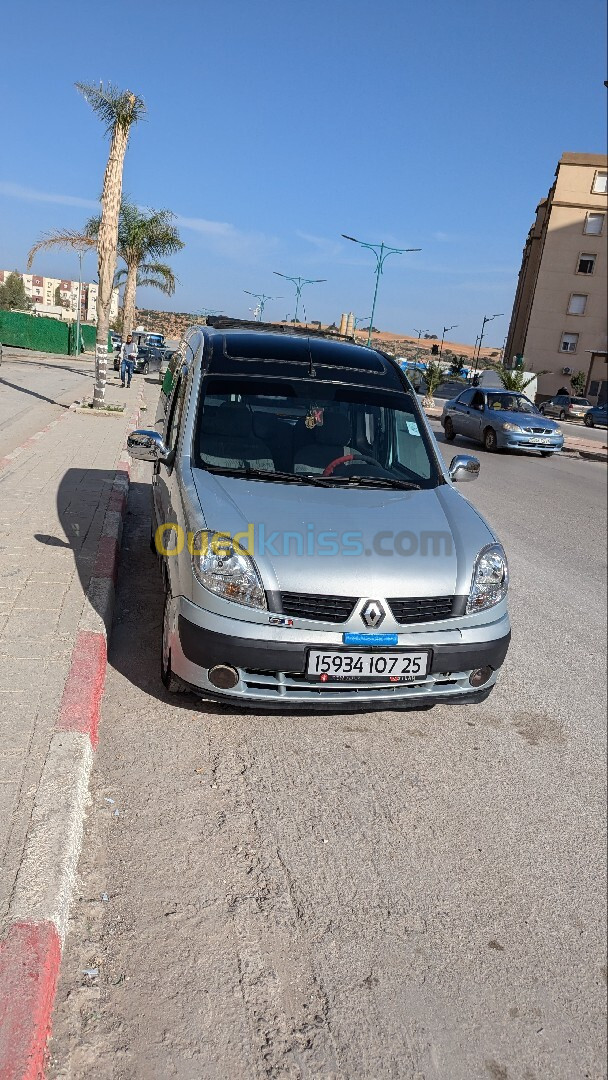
left=168, top=597, right=511, bottom=709
left=497, top=431, right=563, bottom=453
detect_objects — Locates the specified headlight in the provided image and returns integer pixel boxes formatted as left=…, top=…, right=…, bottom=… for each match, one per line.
left=502, top=422, right=522, bottom=432
left=467, top=543, right=508, bottom=613
left=190, top=530, right=267, bottom=610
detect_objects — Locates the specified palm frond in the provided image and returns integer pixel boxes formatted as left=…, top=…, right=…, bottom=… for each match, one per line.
left=75, top=81, right=146, bottom=135
left=136, top=261, right=178, bottom=296
left=27, top=230, right=96, bottom=271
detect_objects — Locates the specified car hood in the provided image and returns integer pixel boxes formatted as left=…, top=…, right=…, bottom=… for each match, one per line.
left=489, top=408, right=561, bottom=429
left=190, top=470, right=496, bottom=598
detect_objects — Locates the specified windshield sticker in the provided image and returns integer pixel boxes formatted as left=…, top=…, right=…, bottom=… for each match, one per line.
left=406, top=421, right=421, bottom=437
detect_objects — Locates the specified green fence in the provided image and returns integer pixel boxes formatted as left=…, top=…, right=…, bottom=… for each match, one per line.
left=0, top=310, right=110, bottom=356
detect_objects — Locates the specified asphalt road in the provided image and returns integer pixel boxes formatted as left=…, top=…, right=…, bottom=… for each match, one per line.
left=0, top=350, right=95, bottom=457
left=49, top=393, right=607, bottom=1080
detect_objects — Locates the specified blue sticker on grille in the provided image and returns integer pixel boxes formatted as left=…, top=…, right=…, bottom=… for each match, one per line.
left=343, top=633, right=398, bottom=646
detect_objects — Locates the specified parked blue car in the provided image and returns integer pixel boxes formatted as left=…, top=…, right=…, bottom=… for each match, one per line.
left=441, top=388, right=564, bottom=456
left=584, top=403, right=608, bottom=428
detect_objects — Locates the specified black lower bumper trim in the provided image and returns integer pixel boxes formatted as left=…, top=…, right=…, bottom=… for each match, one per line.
left=178, top=615, right=511, bottom=675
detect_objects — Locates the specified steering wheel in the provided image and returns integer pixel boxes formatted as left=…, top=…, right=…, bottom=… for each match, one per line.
left=323, top=454, right=378, bottom=477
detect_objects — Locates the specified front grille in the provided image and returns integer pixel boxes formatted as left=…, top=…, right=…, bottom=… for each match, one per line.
left=280, top=591, right=357, bottom=623
left=525, top=426, right=554, bottom=435
left=387, top=596, right=455, bottom=624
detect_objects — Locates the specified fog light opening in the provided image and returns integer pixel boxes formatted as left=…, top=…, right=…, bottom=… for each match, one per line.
left=469, top=666, right=493, bottom=688
left=208, top=664, right=240, bottom=690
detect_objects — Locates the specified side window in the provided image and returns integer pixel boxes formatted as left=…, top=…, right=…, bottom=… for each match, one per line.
left=471, top=391, right=485, bottom=410
left=165, top=375, right=188, bottom=453
left=457, top=388, right=475, bottom=406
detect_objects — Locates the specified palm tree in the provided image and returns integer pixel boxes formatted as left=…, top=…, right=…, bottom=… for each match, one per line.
left=494, top=364, right=547, bottom=394
left=86, top=203, right=183, bottom=337
left=448, top=356, right=466, bottom=378
left=422, top=361, right=444, bottom=408
left=76, top=81, right=145, bottom=407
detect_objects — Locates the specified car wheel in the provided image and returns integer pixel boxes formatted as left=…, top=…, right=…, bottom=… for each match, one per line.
left=143, top=361, right=149, bottom=375
left=538, top=405, right=545, bottom=414
left=483, top=427, right=498, bottom=452
left=584, top=414, right=594, bottom=427
left=559, top=410, right=566, bottom=420
left=161, top=590, right=188, bottom=693
left=444, top=418, right=456, bottom=442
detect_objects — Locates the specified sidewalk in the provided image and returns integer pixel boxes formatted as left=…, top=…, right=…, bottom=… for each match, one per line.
left=423, top=403, right=607, bottom=462
left=0, top=374, right=146, bottom=1076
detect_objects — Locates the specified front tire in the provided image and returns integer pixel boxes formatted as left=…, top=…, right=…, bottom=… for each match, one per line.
left=584, top=414, right=594, bottom=427
left=161, top=590, right=188, bottom=693
left=143, top=361, right=149, bottom=375
left=444, top=417, right=456, bottom=442
left=484, top=427, right=498, bottom=452
left=559, top=410, right=566, bottom=420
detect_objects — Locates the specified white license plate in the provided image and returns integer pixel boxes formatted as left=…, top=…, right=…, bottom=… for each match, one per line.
left=306, top=649, right=430, bottom=682
left=536, top=438, right=553, bottom=444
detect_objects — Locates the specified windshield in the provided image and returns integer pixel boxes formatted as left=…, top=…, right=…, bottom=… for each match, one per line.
left=485, top=393, right=538, bottom=415
left=194, top=378, right=441, bottom=489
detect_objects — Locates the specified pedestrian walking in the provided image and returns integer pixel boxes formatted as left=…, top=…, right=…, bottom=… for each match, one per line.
left=120, top=335, right=137, bottom=387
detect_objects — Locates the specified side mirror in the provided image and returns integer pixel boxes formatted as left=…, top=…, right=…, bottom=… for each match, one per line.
left=127, top=428, right=172, bottom=464
left=449, top=454, right=480, bottom=483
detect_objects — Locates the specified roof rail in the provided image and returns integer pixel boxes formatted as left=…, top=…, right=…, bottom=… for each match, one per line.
left=205, top=315, right=353, bottom=342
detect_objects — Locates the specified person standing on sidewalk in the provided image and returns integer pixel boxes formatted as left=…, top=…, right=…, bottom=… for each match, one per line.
left=120, top=335, right=138, bottom=388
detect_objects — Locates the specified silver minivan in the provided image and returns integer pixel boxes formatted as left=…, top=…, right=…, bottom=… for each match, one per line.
left=128, top=325, right=511, bottom=709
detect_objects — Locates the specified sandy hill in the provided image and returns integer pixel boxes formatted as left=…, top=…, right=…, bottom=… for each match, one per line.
left=134, top=308, right=500, bottom=363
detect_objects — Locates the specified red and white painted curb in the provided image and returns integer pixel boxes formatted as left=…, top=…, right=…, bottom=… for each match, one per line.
left=0, top=391, right=143, bottom=1079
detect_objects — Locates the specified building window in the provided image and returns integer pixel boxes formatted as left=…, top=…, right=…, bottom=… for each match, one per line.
left=577, top=253, right=596, bottom=274
left=567, top=293, right=588, bottom=315
left=584, top=212, right=605, bottom=235
left=591, top=171, right=607, bottom=195
left=560, top=332, right=579, bottom=353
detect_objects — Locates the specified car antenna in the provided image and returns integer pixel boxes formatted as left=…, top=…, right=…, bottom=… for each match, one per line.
left=307, top=338, right=316, bottom=378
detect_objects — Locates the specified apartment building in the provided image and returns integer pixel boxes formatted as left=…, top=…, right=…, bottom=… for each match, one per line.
left=504, top=153, right=607, bottom=403
left=0, top=270, right=119, bottom=324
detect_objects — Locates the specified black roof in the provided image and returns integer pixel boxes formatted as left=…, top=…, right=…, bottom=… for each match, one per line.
left=203, top=327, right=405, bottom=391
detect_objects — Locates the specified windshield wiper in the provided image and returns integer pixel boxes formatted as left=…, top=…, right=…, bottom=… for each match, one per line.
left=203, top=466, right=334, bottom=486
left=324, top=475, right=422, bottom=490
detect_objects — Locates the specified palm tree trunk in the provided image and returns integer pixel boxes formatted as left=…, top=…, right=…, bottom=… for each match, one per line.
left=121, top=258, right=139, bottom=339
left=94, top=121, right=130, bottom=408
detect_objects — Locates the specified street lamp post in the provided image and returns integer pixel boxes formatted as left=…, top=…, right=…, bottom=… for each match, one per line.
left=473, top=313, right=504, bottom=371
left=342, top=234, right=421, bottom=347
left=244, top=290, right=282, bottom=322
left=75, top=249, right=83, bottom=356
left=439, top=323, right=458, bottom=360
left=353, top=315, right=371, bottom=336
left=273, top=272, right=326, bottom=325
left=413, top=328, right=428, bottom=340
left=198, top=307, right=224, bottom=319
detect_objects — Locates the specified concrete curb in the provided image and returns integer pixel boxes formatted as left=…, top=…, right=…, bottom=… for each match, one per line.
left=0, top=387, right=144, bottom=1079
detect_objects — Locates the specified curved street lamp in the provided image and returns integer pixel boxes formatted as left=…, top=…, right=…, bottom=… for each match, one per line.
left=342, top=234, right=421, bottom=346
left=413, top=328, right=428, bottom=340
left=244, top=290, right=282, bottom=321
left=273, top=272, right=326, bottom=325
left=473, top=313, right=504, bottom=371
left=439, top=324, right=458, bottom=359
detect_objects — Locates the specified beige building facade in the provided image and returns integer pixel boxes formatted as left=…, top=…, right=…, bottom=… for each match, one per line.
left=505, top=153, right=607, bottom=403
left=0, top=270, right=119, bottom=324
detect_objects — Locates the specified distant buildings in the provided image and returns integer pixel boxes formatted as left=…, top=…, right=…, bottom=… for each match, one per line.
left=505, top=153, right=607, bottom=403
left=0, top=269, right=119, bottom=324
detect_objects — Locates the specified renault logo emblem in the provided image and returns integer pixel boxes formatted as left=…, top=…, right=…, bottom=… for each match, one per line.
left=361, top=600, right=386, bottom=629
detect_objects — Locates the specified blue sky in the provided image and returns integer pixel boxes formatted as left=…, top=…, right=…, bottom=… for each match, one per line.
left=1, top=0, right=606, bottom=346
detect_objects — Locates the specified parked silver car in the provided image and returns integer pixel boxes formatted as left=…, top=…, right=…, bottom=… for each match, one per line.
left=539, top=394, right=591, bottom=421
left=128, top=326, right=511, bottom=710
left=441, top=388, right=563, bottom=456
